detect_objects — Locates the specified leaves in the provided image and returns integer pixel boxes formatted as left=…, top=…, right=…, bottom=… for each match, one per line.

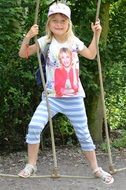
left=105, top=0, right=126, bottom=129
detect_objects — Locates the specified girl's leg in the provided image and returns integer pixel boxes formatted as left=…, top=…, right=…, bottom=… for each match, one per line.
left=64, top=97, right=114, bottom=184
left=65, top=98, right=97, bottom=170
left=84, top=150, right=114, bottom=184
left=64, top=97, right=96, bottom=151
left=83, top=150, right=98, bottom=171
left=18, top=98, right=58, bottom=177
left=28, top=143, right=40, bottom=166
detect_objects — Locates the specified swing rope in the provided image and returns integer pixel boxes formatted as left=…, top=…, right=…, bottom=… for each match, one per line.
left=95, top=0, right=115, bottom=174
left=34, top=0, right=59, bottom=176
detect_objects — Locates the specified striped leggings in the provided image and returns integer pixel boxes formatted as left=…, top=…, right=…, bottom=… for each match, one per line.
left=26, top=97, right=95, bottom=151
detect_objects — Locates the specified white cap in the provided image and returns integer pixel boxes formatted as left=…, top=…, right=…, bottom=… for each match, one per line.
left=48, top=2, right=71, bottom=19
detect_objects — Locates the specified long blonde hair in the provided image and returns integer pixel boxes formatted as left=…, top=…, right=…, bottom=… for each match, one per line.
left=45, top=14, right=75, bottom=42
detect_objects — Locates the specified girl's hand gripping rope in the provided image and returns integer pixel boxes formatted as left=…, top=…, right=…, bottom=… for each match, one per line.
left=25, top=24, right=39, bottom=40
left=91, top=19, right=102, bottom=38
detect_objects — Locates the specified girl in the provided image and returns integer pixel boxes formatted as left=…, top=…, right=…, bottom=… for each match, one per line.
left=18, top=2, right=114, bottom=184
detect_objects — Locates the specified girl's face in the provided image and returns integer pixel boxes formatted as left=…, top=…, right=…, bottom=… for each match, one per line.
left=49, top=14, right=69, bottom=37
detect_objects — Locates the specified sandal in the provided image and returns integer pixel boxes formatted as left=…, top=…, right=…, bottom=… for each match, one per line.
left=93, top=167, right=114, bottom=185
left=18, top=164, right=37, bottom=178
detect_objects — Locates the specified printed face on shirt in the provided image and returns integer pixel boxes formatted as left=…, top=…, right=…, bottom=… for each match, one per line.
left=49, top=13, right=69, bottom=37
left=59, top=48, right=72, bottom=68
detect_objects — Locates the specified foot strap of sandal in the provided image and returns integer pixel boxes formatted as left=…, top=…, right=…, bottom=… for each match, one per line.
left=93, top=167, right=101, bottom=174
left=25, top=164, right=37, bottom=174
left=18, top=164, right=37, bottom=178
left=93, top=167, right=114, bottom=184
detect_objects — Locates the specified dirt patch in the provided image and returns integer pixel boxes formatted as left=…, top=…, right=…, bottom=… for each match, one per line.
left=0, top=146, right=126, bottom=190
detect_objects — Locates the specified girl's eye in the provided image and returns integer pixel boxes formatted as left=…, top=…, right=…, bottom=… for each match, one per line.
left=51, top=19, right=67, bottom=24
left=61, top=20, right=66, bottom=23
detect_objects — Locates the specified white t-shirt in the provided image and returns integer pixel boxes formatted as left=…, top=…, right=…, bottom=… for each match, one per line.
left=38, top=35, right=86, bottom=98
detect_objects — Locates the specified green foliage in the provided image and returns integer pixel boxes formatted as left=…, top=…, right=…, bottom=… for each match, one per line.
left=108, top=0, right=126, bottom=62
left=102, top=0, right=118, bottom=3
left=105, top=0, right=126, bottom=129
left=0, top=0, right=41, bottom=151
left=100, top=130, right=126, bottom=151
left=0, top=1, right=21, bottom=52
left=112, top=132, right=126, bottom=149
left=0, top=56, right=40, bottom=151
left=105, top=63, right=126, bottom=129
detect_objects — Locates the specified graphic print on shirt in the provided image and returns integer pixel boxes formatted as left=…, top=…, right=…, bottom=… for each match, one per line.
left=54, top=47, right=79, bottom=97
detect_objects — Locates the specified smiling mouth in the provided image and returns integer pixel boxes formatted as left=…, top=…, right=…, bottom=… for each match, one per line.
left=55, top=28, right=63, bottom=30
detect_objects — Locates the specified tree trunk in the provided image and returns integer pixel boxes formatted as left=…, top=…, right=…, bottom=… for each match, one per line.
left=86, top=2, right=110, bottom=144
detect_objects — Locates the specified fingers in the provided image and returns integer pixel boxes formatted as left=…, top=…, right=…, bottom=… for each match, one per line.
left=91, top=19, right=102, bottom=33
left=95, top=18, right=100, bottom=24
left=95, top=19, right=101, bottom=31
left=26, top=24, right=39, bottom=39
left=32, top=24, right=39, bottom=29
left=31, top=24, right=39, bottom=35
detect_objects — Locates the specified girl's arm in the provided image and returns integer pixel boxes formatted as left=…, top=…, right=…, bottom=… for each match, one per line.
left=19, top=24, right=39, bottom=58
left=79, top=20, right=102, bottom=60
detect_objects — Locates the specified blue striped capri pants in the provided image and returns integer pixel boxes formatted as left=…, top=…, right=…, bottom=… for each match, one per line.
left=26, top=97, right=95, bottom=151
